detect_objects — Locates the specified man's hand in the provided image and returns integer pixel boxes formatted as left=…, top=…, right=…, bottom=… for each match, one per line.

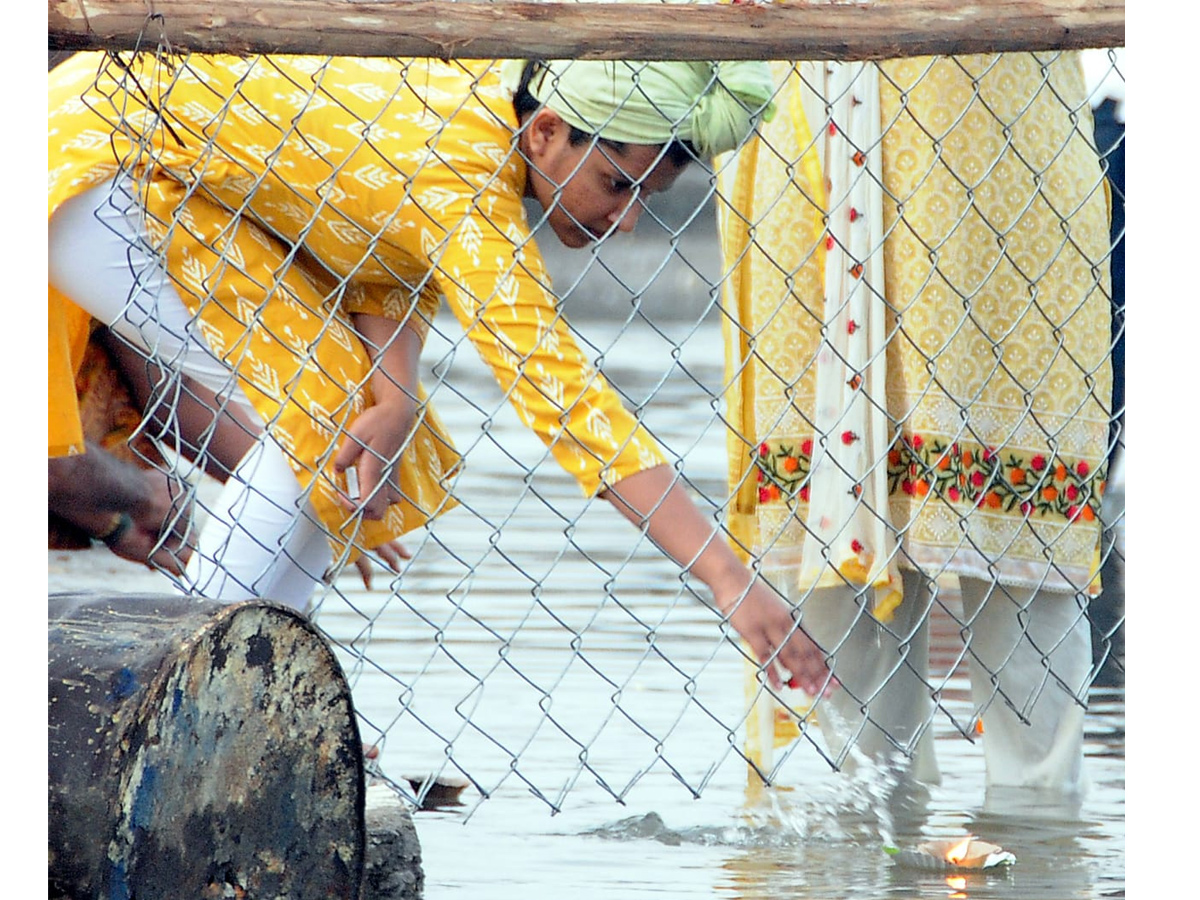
left=104, top=468, right=195, bottom=575
left=333, top=396, right=417, bottom=520
left=49, top=441, right=195, bottom=574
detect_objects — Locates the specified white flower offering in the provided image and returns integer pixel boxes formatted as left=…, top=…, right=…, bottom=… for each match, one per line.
left=885, top=835, right=1016, bottom=871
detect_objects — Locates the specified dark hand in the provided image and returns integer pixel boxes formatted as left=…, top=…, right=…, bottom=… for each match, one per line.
left=106, top=469, right=195, bottom=576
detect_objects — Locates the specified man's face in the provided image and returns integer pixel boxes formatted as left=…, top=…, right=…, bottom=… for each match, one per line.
left=522, top=109, right=687, bottom=249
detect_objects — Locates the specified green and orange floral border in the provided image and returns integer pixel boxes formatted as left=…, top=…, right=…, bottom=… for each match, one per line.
left=754, top=433, right=1106, bottom=525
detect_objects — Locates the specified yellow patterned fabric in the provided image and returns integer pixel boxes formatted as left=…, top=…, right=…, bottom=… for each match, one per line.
left=720, top=55, right=1113, bottom=597
left=48, top=53, right=667, bottom=559
left=48, top=287, right=92, bottom=458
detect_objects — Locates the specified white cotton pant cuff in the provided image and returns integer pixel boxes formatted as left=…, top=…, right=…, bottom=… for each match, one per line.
left=959, top=576, right=1091, bottom=797
left=788, top=570, right=1091, bottom=799
left=186, top=438, right=332, bottom=611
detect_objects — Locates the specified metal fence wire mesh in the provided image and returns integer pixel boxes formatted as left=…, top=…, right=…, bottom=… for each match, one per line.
left=47, top=43, right=1124, bottom=812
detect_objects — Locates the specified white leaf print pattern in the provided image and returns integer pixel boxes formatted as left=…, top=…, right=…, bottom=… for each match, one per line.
left=457, top=217, right=483, bottom=265
left=325, top=319, right=355, bottom=353
left=195, top=318, right=227, bottom=357
left=245, top=223, right=273, bottom=252
left=179, top=247, right=209, bottom=294
left=315, top=182, right=348, bottom=204
left=277, top=286, right=311, bottom=322
left=465, top=141, right=508, bottom=170
left=262, top=199, right=313, bottom=225
left=246, top=355, right=282, bottom=401
left=230, top=101, right=270, bottom=127
left=289, top=133, right=333, bottom=159
left=494, top=266, right=519, bottom=308
left=176, top=101, right=219, bottom=127
left=421, top=227, right=441, bottom=261
left=352, top=165, right=396, bottom=191
left=346, top=82, right=393, bottom=104
left=218, top=238, right=245, bottom=273
left=534, top=316, right=561, bottom=357
left=240, top=147, right=278, bottom=169
left=61, top=129, right=111, bottom=152
left=417, top=187, right=460, bottom=216
left=326, top=219, right=366, bottom=246
left=282, top=328, right=323, bottom=380
left=536, top=365, right=565, bottom=410
left=307, top=401, right=337, bottom=439
left=585, top=408, right=614, bottom=445
left=50, top=96, right=89, bottom=117
left=123, top=109, right=163, bottom=133
left=268, top=424, right=298, bottom=459
left=234, top=295, right=267, bottom=341
left=340, top=119, right=403, bottom=144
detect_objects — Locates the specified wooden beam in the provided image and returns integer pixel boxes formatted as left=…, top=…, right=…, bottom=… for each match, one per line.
left=49, top=0, right=1125, bottom=61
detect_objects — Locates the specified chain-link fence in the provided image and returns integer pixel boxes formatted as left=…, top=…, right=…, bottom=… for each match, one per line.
left=48, top=7, right=1124, bottom=812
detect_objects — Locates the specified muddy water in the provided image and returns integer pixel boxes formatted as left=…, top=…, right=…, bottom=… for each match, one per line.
left=49, top=315, right=1125, bottom=899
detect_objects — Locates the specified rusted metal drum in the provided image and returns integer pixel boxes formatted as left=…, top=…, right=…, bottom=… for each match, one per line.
left=49, top=593, right=366, bottom=900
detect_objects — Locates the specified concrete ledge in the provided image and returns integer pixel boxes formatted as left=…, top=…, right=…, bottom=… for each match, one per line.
left=365, top=786, right=424, bottom=900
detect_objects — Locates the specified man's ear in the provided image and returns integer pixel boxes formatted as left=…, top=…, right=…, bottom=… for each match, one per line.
left=523, top=107, right=568, bottom=164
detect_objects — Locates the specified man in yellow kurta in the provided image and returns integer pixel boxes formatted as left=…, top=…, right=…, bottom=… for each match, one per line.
left=48, top=52, right=832, bottom=693
left=720, top=53, right=1113, bottom=803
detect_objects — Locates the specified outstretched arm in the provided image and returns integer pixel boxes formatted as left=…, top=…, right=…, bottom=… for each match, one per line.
left=602, top=464, right=832, bottom=694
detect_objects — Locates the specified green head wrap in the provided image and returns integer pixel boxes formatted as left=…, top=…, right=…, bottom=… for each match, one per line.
left=500, top=59, right=775, bottom=159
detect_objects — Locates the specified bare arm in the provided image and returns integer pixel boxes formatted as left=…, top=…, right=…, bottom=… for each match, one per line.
left=602, top=464, right=831, bottom=694
left=333, top=313, right=423, bottom=520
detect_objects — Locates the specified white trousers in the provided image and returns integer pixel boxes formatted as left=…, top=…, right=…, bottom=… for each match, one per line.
left=789, top=568, right=1091, bottom=800
left=48, top=181, right=331, bottom=610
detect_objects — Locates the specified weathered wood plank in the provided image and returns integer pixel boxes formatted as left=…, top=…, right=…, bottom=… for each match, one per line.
left=49, top=0, right=1125, bottom=60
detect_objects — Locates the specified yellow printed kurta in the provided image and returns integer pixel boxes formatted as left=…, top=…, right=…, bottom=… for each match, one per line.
left=720, top=55, right=1113, bottom=596
left=48, top=53, right=666, bottom=558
